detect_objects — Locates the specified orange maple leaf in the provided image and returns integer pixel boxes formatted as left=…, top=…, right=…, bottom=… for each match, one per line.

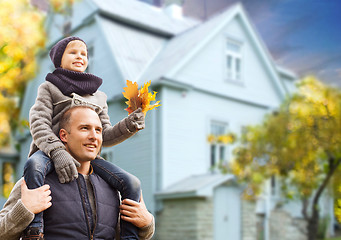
left=122, top=80, right=161, bottom=115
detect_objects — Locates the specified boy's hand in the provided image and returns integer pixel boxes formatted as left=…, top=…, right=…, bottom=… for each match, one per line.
left=127, top=108, right=145, bottom=131
left=21, top=179, right=52, bottom=214
left=51, top=149, right=80, bottom=183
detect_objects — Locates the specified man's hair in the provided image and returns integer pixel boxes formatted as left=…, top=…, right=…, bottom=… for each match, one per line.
left=59, top=106, right=96, bottom=133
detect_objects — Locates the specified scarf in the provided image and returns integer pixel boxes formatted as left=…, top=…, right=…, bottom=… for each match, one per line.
left=46, top=68, right=102, bottom=96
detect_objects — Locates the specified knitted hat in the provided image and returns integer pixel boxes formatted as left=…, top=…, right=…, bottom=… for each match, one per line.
left=49, top=36, right=87, bottom=68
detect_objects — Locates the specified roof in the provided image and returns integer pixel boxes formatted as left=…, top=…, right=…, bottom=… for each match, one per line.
left=137, top=3, right=238, bottom=84
left=92, top=0, right=200, bottom=37
left=136, top=3, right=290, bottom=99
left=156, top=173, right=235, bottom=199
left=97, top=15, right=167, bottom=83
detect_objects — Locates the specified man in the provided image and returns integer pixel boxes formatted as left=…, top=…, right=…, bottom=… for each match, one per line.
left=0, top=106, right=154, bottom=240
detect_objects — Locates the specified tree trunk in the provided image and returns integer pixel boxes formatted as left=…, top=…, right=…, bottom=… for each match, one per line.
left=307, top=205, right=319, bottom=240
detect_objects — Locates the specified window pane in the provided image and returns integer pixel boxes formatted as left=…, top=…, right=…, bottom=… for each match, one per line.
left=219, top=145, right=225, bottom=161
left=211, top=145, right=216, bottom=167
left=226, top=40, right=241, bottom=53
left=211, top=121, right=227, bottom=135
left=235, top=58, right=241, bottom=80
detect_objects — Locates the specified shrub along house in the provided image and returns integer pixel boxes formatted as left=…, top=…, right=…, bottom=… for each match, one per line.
left=5, top=0, right=334, bottom=239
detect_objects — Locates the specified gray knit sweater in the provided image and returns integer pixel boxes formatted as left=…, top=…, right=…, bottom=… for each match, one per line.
left=0, top=178, right=155, bottom=240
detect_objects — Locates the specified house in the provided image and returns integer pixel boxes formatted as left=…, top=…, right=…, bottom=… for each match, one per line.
left=1, top=0, right=334, bottom=239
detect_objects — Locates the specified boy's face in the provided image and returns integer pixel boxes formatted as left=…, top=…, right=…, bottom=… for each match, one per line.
left=60, top=40, right=88, bottom=72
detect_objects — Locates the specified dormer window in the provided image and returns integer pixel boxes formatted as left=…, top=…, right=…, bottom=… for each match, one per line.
left=225, top=39, right=242, bottom=81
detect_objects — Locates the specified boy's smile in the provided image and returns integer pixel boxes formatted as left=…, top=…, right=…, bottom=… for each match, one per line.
left=60, top=40, right=88, bottom=72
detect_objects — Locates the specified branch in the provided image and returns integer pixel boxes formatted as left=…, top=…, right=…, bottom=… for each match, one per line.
left=312, top=156, right=341, bottom=207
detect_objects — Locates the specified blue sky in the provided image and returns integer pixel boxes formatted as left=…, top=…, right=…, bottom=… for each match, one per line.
left=144, top=0, right=341, bottom=87
left=241, top=0, right=341, bottom=87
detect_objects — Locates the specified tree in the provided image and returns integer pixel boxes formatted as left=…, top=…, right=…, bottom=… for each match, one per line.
left=0, top=0, right=46, bottom=146
left=229, top=76, right=341, bottom=240
left=0, top=0, right=76, bottom=147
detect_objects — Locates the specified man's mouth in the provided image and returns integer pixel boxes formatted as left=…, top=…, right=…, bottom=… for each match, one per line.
left=84, top=144, right=97, bottom=150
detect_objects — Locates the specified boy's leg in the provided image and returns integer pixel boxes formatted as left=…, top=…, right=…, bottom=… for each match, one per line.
left=23, top=150, right=54, bottom=238
left=91, top=158, right=141, bottom=240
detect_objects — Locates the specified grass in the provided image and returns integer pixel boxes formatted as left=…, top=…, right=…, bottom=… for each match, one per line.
left=325, top=237, right=341, bottom=240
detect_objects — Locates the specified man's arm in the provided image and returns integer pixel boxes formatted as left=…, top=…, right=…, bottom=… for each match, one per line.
left=0, top=178, right=52, bottom=240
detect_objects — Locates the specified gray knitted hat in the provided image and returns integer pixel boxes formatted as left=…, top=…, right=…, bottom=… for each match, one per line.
left=49, top=36, right=87, bottom=68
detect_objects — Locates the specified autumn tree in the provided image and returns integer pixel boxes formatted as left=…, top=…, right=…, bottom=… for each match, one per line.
left=229, top=77, right=341, bottom=240
left=0, top=0, right=46, bottom=146
left=0, top=0, right=77, bottom=148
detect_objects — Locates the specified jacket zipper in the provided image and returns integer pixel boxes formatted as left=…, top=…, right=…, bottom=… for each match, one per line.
left=76, top=177, right=92, bottom=240
left=89, top=176, right=98, bottom=239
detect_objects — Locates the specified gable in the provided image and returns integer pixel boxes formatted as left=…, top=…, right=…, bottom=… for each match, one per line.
left=141, top=3, right=288, bottom=108
left=174, top=13, right=284, bottom=107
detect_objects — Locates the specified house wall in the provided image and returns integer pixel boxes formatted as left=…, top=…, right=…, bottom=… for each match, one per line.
left=241, top=200, right=258, bottom=240
left=174, top=15, right=284, bottom=109
left=156, top=197, right=214, bottom=240
left=160, top=84, right=270, bottom=189
left=269, top=209, right=307, bottom=240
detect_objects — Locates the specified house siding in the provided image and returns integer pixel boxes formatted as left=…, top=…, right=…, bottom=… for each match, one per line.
left=161, top=85, right=270, bottom=189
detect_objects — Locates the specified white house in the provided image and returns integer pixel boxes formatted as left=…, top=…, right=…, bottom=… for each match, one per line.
left=1, top=0, right=334, bottom=239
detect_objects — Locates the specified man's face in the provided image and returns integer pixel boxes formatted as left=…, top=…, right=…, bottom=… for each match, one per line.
left=60, top=108, right=102, bottom=163
left=60, top=40, right=88, bottom=72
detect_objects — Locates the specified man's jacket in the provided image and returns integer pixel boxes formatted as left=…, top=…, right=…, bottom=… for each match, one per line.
left=44, top=170, right=119, bottom=240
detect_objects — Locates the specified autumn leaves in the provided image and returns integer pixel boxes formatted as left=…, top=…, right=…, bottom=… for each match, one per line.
left=122, top=80, right=161, bottom=115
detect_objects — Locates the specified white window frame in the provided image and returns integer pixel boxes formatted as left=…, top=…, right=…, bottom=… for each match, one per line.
left=225, top=38, right=243, bottom=82
left=209, top=120, right=229, bottom=171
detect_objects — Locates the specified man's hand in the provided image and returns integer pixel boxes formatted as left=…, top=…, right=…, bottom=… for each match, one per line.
left=120, top=192, right=153, bottom=228
left=21, top=179, right=52, bottom=214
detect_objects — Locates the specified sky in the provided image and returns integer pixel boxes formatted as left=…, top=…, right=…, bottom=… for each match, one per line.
left=142, top=0, right=341, bottom=87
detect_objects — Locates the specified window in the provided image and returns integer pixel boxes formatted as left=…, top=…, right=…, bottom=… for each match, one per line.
left=85, top=45, right=94, bottom=73
left=2, top=162, right=16, bottom=198
left=225, top=39, right=242, bottom=81
left=209, top=121, right=228, bottom=170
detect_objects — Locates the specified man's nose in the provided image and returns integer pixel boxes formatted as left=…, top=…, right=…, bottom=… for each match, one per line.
left=88, top=129, right=97, bottom=139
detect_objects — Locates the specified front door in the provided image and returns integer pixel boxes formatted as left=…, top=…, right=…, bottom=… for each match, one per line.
left=214, top=185, right=241, bottom=240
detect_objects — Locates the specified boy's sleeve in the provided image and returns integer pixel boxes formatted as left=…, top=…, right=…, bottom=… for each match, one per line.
left=29, top=83, right=66, bottom=157
left=0, top=178, right=35, bottom=240
left=99, top=100, right=137, bottom=147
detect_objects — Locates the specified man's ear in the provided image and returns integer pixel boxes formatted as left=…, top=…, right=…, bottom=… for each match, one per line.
left=59, top=129, right=68, bottom=143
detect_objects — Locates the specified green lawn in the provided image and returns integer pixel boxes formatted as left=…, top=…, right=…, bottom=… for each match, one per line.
left=325, top=237, right=341, bottom=240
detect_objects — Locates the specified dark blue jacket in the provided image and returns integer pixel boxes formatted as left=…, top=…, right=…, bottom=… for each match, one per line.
left=43, top=170, right=119, bottom=240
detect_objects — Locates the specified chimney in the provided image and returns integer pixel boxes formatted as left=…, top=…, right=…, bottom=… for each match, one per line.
left=164, top=3, right=183, bottom=19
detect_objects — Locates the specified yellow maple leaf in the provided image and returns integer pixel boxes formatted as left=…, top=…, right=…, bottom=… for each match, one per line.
left=122, top=80, right=161, bottom=115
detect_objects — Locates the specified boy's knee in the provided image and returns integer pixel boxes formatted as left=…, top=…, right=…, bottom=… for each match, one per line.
left=126, top=174, right=141, bottom=193
left=25, top=157, right=43, bottom=172
left=24, top=152, right=50, bottom=175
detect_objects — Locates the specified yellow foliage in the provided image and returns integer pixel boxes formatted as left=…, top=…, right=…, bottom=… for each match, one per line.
left=122, top=80, right=161, bottom=115
left=0, top=0, right=46, bottom=147
left=336, top=186, right=341, bottom=223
